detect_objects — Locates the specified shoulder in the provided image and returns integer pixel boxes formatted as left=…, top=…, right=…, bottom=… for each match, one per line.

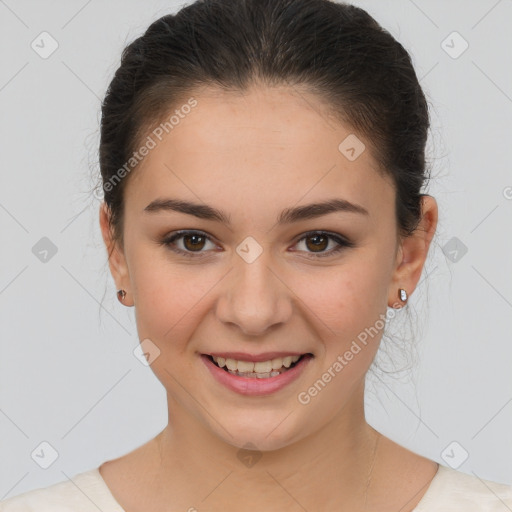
left=415, top=464, right=512, bottom=511
left=0, top=468, right=125, bottom=512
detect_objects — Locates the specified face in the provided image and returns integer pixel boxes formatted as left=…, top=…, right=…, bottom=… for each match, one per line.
left=100, top=84, right=436, bottom=451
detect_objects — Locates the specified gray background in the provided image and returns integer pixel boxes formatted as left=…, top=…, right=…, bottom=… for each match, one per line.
left=1, top=0, right=511, bottom=499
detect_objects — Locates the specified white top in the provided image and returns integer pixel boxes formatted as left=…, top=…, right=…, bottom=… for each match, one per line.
left=1, top=464, right=511, bottom=511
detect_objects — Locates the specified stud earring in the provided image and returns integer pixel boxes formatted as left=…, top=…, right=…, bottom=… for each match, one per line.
left=398, top=288, right=408, bottom=303
left=117, top=289, right=127, bottom=303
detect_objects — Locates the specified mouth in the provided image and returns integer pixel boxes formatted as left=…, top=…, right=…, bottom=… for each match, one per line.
left=204, top=353, right=313, bottom=379
left=200, top=352, right=314, bottom=396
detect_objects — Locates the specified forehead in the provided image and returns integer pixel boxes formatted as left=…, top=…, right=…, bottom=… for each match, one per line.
left=124, top=84, right=394, bottom=220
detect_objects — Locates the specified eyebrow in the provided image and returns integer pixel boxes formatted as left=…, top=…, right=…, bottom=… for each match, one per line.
left=143, top=197, right=369, bottom=225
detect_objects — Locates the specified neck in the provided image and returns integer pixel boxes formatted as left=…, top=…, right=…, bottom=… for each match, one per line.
left=149, top=381, right=381, bottom=511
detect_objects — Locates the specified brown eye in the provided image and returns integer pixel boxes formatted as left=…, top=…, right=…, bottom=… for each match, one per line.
left=161, top=230, right=217, bottom=257
left=183, top=233, right=207, bottom=251
left=293, top=231, right=354, bottom=258
left=305, top=233, right=329, bottom=252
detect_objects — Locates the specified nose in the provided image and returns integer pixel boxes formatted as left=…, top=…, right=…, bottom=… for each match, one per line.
left=215, top=253, right=293, bottom=336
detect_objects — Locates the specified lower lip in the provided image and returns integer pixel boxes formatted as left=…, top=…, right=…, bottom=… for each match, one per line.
left=201, top=354, right=313, bottom=396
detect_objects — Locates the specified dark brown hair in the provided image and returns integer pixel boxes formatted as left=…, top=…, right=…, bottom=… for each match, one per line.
left=98, top=0, right=431, bottom=247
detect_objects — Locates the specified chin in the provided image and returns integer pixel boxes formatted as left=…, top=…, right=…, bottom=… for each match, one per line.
left=210, top=413, right=307, bottom=453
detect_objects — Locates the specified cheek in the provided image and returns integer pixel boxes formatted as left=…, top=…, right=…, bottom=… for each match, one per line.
left=129, top=248, right=216, bottom=346
left=290, top=258, right=390, bottom=340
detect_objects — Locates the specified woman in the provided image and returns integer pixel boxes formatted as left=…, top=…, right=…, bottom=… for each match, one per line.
left=2, top=0, right=510, bottom=510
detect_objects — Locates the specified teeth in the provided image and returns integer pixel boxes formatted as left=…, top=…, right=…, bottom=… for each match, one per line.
left=227, top=370, right=282, bottom=378
left=225, top=358, right=238, bottom=371
left=254, top=360, right=273, bottom=373
left=213, top=355, right=301, bottom=373
left=271, top=358, right=282, bottom=370
left=236, top=360, right=254, bottom=373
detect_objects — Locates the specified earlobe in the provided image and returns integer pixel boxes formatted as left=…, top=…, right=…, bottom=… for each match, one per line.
left=388, top=195, right=438, bottom=307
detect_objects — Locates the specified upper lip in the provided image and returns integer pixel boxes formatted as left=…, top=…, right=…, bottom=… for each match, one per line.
left=204, top=352, right=310, bottom=362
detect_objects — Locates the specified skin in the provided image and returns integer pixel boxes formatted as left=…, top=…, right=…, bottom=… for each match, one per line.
left=99, top=84, right=439, bottom=512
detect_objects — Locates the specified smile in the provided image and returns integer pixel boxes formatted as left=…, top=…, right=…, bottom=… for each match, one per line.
left=201, top=353, right=313, bottom=396
left=209, top=354, right=304, bottom=378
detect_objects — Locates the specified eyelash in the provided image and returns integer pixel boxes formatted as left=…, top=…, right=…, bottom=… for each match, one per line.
left=160, top=230, right=355, bottom=259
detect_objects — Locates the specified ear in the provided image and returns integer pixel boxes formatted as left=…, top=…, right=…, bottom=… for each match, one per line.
left=99, top=202, right=133, bottom=306
left=388, top=195, right=438, bottom=307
